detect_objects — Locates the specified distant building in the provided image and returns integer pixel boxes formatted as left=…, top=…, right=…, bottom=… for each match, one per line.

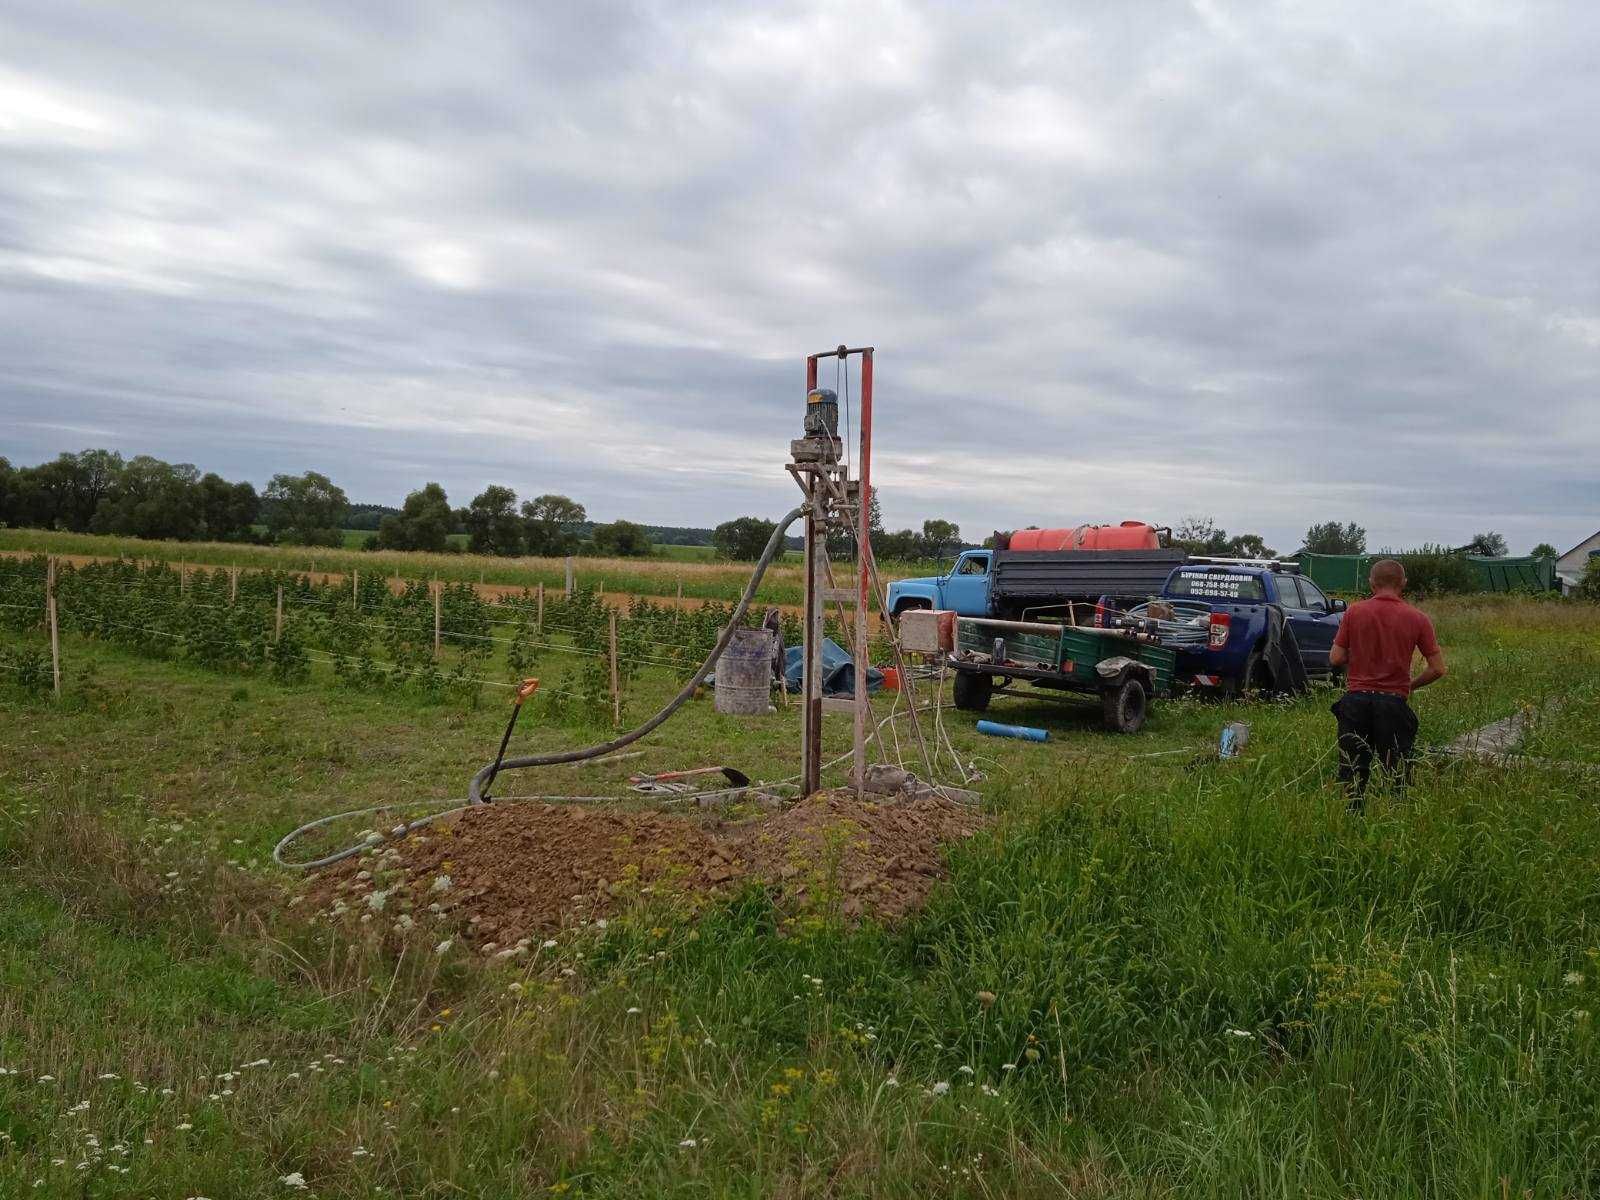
left=1556, top=530, right=1600, bottom=592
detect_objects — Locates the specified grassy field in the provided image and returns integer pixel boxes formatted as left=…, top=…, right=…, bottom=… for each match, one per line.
left=0, top=529, right=931, bottom=609
left=2, top=593, right=1598, bottom=1196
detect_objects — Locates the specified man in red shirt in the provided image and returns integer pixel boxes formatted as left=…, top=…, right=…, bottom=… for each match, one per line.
left=1328, top=559, right=1448, bottom=806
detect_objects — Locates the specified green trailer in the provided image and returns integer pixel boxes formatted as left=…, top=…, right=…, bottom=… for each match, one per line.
left=949, top=616, right=1178, bottom=733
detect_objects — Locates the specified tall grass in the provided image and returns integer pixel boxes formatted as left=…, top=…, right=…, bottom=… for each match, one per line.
left=1, top=593, right=1596, bottom=1195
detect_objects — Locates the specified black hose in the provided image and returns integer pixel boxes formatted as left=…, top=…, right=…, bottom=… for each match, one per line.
left=464, top=505, right=804, bottom=803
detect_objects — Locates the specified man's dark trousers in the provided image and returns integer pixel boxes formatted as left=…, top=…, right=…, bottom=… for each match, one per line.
left=1332, top=691, right=1418, bottom=805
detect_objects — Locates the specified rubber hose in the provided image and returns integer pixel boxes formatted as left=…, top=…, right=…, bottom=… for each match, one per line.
left=465, top=505, right=803, bottom=801
left=275, top=505, right=803, bottom=871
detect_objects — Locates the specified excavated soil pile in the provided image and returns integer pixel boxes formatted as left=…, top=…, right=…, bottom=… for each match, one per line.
left=308, top=791, right=986, bottom=944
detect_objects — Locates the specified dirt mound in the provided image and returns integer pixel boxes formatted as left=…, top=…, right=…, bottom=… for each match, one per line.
left=307, top=791, right=986, bottom=946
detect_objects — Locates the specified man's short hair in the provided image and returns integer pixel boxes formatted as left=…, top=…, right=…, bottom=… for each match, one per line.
left=1369, top=558, right=1406, bottom=591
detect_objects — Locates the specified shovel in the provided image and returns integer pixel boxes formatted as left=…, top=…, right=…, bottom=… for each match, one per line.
left=630, top=765, right=751, bottom=788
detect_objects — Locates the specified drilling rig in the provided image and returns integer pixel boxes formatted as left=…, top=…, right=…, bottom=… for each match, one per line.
left=786, top=345, right=874, bottom=796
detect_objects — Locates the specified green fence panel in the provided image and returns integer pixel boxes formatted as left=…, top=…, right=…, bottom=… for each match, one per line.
left=1467, top=556, right=1557, bottom=592
left=1300, top=553, right=1371, bottom=594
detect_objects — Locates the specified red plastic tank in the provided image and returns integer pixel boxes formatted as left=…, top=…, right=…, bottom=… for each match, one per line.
left=1008, top=522, right=1162, bottom=552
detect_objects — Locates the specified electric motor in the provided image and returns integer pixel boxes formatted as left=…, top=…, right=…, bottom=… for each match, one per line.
left=804, top=387, right=839, bottom=437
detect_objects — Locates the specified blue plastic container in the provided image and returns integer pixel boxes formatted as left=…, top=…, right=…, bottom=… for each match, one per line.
left=976, top=720, right=1049, bottom=742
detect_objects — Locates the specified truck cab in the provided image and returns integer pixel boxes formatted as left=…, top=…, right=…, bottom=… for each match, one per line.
left=886, top=549, right=992, bottom=618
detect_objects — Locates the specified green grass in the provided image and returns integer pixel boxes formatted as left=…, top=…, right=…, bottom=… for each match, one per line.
left=2, top=594, right=1598, bottom=1196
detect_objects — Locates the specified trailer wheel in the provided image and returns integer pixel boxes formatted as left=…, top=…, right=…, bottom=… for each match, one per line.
left=1101, top=675, right=1149, bottom=733
left=953, top=670, right=993, bottom=713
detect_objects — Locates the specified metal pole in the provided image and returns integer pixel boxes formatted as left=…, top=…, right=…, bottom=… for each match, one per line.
left=801, top=487, right=823, bottom=795
left=852, top=349, right=874, bottom=795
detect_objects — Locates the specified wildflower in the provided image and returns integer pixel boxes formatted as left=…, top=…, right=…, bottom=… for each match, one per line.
left=242, top=1059, right=270, bottom=1069
left=783, top=1067, right=804, bottom=1081
left=626, top=1007, right=642, bottom=1015
left=435, top=939, right=453, bottom=954
left=884, top=1077, right=899, bottom=1087
left=1000, top=1064, right=1015, bottom=1071
left=366, top=890, right=389, bottom=912
left=69, top=1100, right=90, bottom=1112
left=1226, top=1029, right=1254, bottom=1039
left=281, top=1171, right=309, bottom=1188
left=929, top=1081, right=950, bottom=1097
left=97, top=1072, right=119, bottom=1080
left=957, top=1065, right=974, bottom=1075
left=980, top=1084, right=1000, bottom=1096
left=678, top=1138, right=698, bottom=1148
left=175, top=1123, right=193, bottom=1131
left=430, top=874, right=453, bottom=893
left=1564, top=971, right=1585, bottom=986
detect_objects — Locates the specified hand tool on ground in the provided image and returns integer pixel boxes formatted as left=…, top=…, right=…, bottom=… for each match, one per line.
left=629, top=765, right=751, bottom=787
left=481, top=678, right=540, bottom=802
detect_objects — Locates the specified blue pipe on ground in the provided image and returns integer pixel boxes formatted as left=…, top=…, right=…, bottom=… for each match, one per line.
left=976, top=720, right=1049, bottom=742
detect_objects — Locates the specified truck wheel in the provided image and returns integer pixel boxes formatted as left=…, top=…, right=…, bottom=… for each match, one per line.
left=1101, top=676, right=1149, bottom=733
left=953, top=670, right=993, bottom=713
left=1226, top=650, right=1273, bottom=699
left=892, top=600, right=930, bottom=626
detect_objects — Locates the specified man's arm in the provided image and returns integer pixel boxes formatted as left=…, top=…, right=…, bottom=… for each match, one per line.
left=1411, top=649, right=1446, bottom=692
left=1329, top=642, right=1347, bottom=667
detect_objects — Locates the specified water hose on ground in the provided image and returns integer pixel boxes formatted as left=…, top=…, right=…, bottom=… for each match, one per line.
left=274, top=506, right=804, bottom=871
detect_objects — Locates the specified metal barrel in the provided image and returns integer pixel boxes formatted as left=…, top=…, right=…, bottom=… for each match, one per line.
left=714, top=626, right=774, bottom=715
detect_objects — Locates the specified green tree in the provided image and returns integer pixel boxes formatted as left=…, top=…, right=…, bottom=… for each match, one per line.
left=1465, top=531, right=1509, bottom=557
left=464, top=485, right=524, bottom=556
left=90, top=456, right=204, bottom=540
left=828, top=486, right=883, bottom=559
left=592, top=519, right=652, bottom=557
left=1531, top=542, right=1559, bottom=559
left=711, top=516, right=778, bottom=561
left=198, top=473, right=259, bottom=541
left=1576, top=557, right=1600, bottom=603
left=920, top=519, right=962, bottom=558
left=264, top=471, right=348, bottom=545
left=1302, top=520, right=1367, bottom=555
left=522, top=494, right=587, bottom=556
left=374, top=482, right=454, bottom=552
left=0, top=456, right=12, bottom=526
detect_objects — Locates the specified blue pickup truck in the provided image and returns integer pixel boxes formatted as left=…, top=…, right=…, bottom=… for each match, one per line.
left=1137, top=562, right=1347, bottom=692
left=892, top=554, right=1346, bottom=693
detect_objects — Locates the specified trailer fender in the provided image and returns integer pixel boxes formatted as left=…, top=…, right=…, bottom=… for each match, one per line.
left=1094, top=656, right=1154, bottom=691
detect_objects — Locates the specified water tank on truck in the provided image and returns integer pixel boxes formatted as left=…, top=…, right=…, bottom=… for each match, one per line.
left=1002, top=522, right=1165, bottom=553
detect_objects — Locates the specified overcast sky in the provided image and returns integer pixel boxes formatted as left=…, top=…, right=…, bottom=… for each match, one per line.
left=2, top=1, right=1596, bottom=554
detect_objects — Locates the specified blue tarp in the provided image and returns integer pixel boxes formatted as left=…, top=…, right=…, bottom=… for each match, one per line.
left=783, top=638, right=883, bottom=695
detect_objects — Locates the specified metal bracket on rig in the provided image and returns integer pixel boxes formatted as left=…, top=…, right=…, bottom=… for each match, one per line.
left=784, top=343, right=875, bottom=797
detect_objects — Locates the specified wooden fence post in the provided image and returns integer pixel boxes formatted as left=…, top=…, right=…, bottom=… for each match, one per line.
left=46, top=557, right=61, bottom=700
left=536, top=582, right=545, bottom=635
left=673, top=578, right=682, bottom=631
left=275, top=586, right=284, bottom=644
left=433, top=581, right=442, bottom=659
left=352, top=569, right=359, bottom=611
left=229, top=567, right=238, bottom=604
left=608, top=611, right=621, bottom=727
left=564, top=556, right=574, bottom=598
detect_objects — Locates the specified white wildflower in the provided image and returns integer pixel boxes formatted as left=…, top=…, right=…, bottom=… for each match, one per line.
left=280, top=1171, right=309, bottom=1189
left=435, top=939, right=453, bottom=954
left=366, top=890, right=388, bottom=912
left=1226, top=1028, right=1254, bottom=1039
left=957, top=1065, right=974, bottom=1075
left=1564, top=971, right=1585, bottom=986
left=430, top=875, right=452, bottom=893
left=929, top=1081, right=950, bottom=1097
left=678, top=1138, right=698, bottom=1148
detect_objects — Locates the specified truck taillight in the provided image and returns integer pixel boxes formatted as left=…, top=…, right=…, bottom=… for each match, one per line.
left=1208, top=612, right=1231, bottom=649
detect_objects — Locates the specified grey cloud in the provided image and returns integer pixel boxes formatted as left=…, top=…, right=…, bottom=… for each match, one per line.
left=1, top=0, right=1597, bottom=555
